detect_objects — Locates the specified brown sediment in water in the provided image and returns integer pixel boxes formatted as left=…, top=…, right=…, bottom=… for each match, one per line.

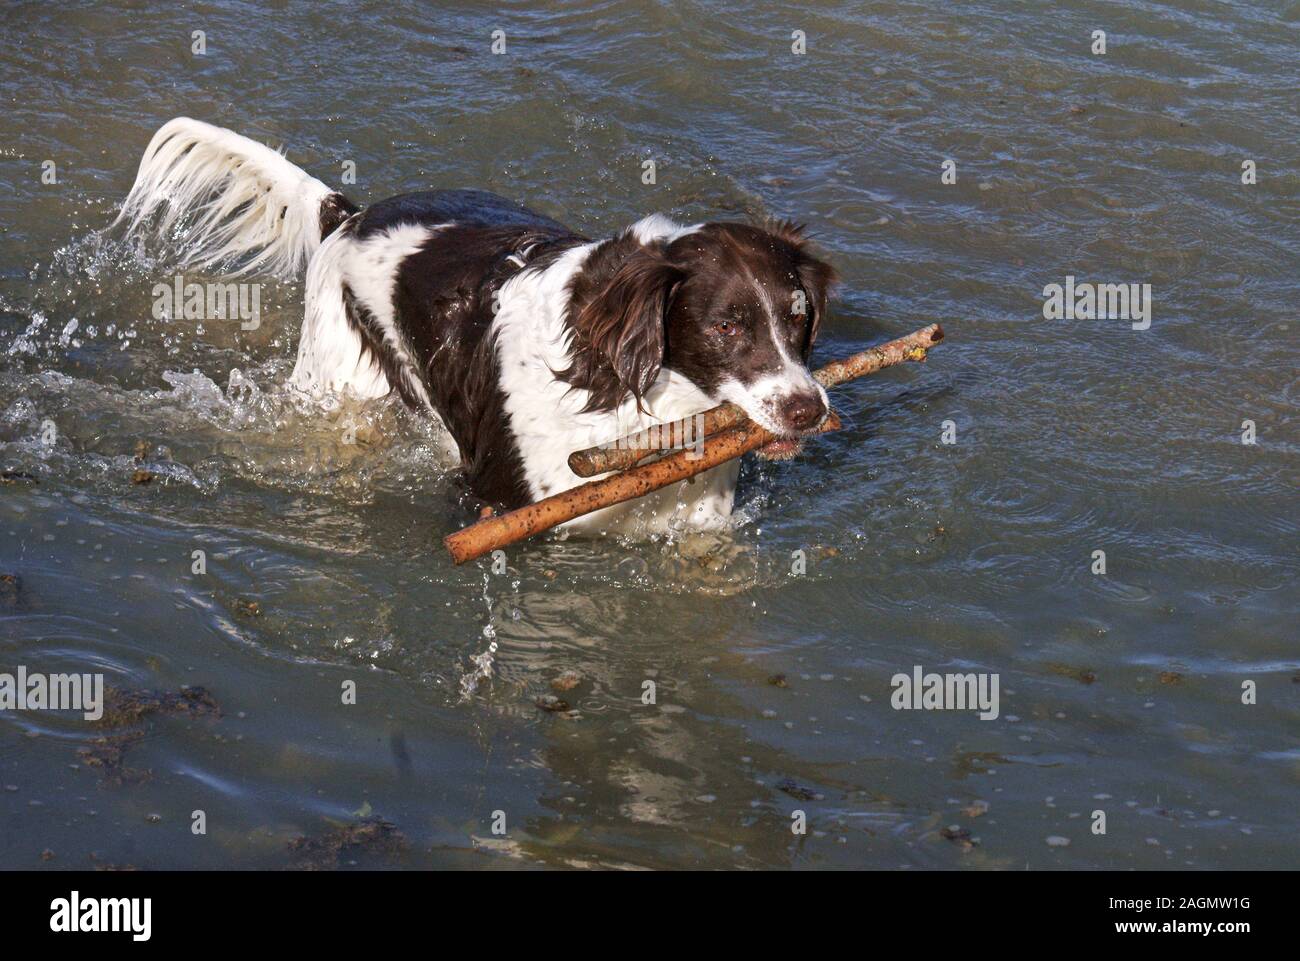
left=76, top=686, right=223, bottom=785
left=78, top=731, right=151, bottom=785
left=287, top=817, right=406, bottom=871
left=95, top=685, right=222, bottom=727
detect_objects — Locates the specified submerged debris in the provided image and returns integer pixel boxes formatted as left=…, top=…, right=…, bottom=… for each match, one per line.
left=96, top=685, right=222, bottom=728
left=130, top=469, right=154, bottom=486
left=961, top=799, right=990, bottom=818
left=940, top=824, right=978, bottom=853
left=767, top=674, right=789, bottom=688
left=78, top=686, right=222, bottom=785
left=550, top=670, right=581, bottom=692
left=776, top=778, right=821, bottom=801
left=0, top=573, right=22, bottom=607
left=953, top=752, right=1008, bottom=778
left=234, top=599, right=262, bottom=618
left=89, top=854, right=139, bottom=872
left=287, top=817, right=406, bottom=871
left=77, top=731, right=151, bottom=785
left=1045, top=662, right=1097, bottom=685
left=536, top=695, right=570, bottom=713
left=0, top=470, right=38, bottom=485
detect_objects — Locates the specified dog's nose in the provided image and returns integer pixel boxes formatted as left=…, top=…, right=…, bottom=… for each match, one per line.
left=779, top=393, right=826, bottom=433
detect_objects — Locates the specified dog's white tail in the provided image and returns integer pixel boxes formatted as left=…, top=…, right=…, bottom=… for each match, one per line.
left=115, top=117, right=352, bottom=281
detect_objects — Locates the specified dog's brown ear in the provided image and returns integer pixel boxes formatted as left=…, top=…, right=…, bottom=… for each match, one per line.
left=795, top=251, right=836, bottom=355
left=570, top=249, right=684, bottom=410
left=765, top=219, right=837, bottom=356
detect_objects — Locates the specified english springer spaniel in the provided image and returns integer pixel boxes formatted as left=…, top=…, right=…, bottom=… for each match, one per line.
left=117, top=118, right=836, bottom=535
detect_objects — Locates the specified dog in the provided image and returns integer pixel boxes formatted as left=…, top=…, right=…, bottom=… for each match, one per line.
left=117, top=118, right=836, bottom=534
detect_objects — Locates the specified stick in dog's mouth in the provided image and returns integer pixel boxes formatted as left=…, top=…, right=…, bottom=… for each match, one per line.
left=568, top=324, right=944, bottom=478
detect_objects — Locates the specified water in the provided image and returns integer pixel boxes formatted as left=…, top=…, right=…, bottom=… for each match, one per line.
left=1, top=0, right=1296, bottom=870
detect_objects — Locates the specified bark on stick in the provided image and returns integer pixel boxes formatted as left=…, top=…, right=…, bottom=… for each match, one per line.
left=444, top=412, right=842, bottom=565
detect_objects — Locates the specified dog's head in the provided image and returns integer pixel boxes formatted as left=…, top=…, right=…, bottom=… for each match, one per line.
left=568, top=221, right=836, bottom=458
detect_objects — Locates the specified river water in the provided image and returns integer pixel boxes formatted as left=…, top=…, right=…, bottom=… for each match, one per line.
left=0, top=0, right=1296, bottom=869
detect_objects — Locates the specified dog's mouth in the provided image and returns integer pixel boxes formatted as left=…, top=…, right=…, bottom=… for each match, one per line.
left=755, top=436, right=805, bottom=461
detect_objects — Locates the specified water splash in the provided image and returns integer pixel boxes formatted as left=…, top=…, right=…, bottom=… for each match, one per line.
left=458, top=572, right=502, bottom=700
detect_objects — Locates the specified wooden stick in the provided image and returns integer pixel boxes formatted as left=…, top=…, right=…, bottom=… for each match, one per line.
left=568, top=323, right=943, bottom=476
left=444, top=412, right=841, bottom=565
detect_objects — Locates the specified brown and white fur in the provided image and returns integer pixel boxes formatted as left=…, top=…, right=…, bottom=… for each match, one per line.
left=117, top=118, right=836, bottom=534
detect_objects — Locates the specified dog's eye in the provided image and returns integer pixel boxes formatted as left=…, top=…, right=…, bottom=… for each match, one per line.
left=712, top=319, right=741, bottom=336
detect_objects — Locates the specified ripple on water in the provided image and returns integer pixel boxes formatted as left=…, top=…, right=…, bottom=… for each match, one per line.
left=0, top=0, right=1295, bottom=869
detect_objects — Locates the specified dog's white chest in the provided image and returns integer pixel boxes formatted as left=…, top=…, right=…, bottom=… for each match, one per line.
left=492, top=249, right=738, bottom=534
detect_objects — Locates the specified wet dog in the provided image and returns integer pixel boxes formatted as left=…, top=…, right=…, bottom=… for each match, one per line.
left=118, top=118, right=836, bottom=533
